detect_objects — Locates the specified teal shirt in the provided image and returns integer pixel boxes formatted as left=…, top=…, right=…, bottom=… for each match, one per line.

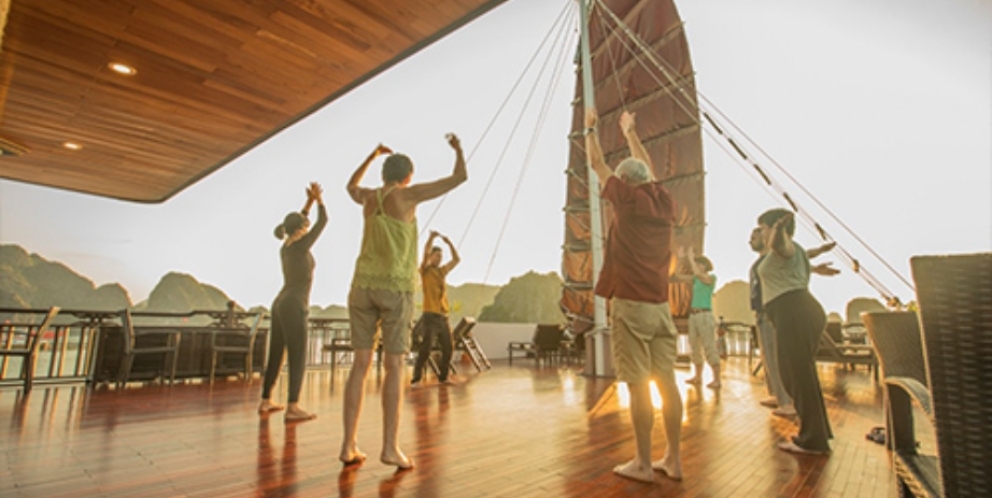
left=690, top=275, right=716, bottom=309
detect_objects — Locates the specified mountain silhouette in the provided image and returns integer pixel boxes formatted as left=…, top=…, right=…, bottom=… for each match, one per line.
left=0, top=244, right=131, bottom=310
left=479, top=271, right=564, bottom=324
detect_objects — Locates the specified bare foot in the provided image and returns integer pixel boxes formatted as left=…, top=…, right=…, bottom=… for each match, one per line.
left=706, top=380, right=721, bottom=389
left=651, top=456, right=683, bottom=481
left=613, top=460, right=654, bottom=483
left=284, top=407, right=316, bottom=422
left=339, top=449, right=367, bottom=467
left=258, top=400, right=285, bottom=414
left=381, top=449, right=414, bottom=470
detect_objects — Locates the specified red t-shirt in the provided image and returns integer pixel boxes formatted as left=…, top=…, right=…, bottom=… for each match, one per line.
left=594, top=176, right=675, bottom=303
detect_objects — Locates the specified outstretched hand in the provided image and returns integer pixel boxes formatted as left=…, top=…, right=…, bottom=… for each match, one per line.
left=619, top=111, right=636, bottom=134
left=374, top=144, right=393, bottom=156
left=811, top=262, right=840, bottom=276
left=307, top=182, right=324, bottom=204
left=446, top=133, right=461, bottom=150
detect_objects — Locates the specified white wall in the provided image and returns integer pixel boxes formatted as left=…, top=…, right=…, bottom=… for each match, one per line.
left=467, top=322, right=535, bottom=360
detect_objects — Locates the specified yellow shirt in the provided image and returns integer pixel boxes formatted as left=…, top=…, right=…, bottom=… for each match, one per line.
left=421, top=265, right=449, bottom=315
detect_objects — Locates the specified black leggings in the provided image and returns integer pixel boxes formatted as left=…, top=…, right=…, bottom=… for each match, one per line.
left=262, top=296, right=308, bottom=403
left=413, top=313, right=453, bottom=382
left=766, top=289, right=832, bottom=451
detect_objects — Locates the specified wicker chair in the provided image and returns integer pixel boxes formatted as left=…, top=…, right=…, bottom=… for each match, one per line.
left=910, top=252, right=992, bottom=497
left=862, top=311, right=936, bottom=496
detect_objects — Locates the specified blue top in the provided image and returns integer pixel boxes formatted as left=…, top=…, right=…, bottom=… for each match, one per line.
left=690, top=275, right=716, bottom=309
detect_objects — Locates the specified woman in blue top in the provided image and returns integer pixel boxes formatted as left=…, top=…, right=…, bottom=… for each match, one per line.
left=673, top=247, right=721, bottom=388
left=259, top=182, right=327, bottom=422
left=757, top=208, right=832, bottom=454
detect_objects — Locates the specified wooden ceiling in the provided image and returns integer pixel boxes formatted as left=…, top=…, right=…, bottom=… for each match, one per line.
left=0, top=0, right=507, bottom=203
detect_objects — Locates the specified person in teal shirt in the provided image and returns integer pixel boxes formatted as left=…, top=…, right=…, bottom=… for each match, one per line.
left=673, top=247, right=721, bottom=388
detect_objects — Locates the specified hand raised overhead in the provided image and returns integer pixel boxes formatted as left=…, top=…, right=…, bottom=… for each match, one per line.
left=619, top=111, right=636, bottom=134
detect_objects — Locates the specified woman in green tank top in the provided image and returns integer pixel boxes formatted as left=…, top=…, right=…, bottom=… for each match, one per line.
left=339, top=136, right=467, bottom=470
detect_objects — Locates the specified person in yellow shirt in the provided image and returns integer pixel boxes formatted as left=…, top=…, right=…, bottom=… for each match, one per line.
left=411, top=230, right=461, bottom=386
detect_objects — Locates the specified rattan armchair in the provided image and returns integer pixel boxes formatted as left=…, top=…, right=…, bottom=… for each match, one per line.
left=862, top=311, right=936, bottom=496
left=909, top=252, right=992, bottom=497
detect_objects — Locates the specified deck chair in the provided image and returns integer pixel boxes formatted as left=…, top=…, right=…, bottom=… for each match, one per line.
left=909, top=253, right=992, bottom=497
left=0, top=307, right=60, bottom=394
left=117, top=309, right=182, bottom=388
left=508, top=324, right=564, bottom=365
left=815, top=321, right=878, bottom=379
left=208, top=313, right=264, bottom=381
left=451, top=317, right=489, bottom=371
left=861, top=310, right=935, bottom=496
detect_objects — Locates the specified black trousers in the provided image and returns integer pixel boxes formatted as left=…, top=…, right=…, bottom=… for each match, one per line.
left=766, top=289, right=832, bottom=451
left=262, top=295, right=308, bottom=403
left=412, top=312, right=453, bottom=382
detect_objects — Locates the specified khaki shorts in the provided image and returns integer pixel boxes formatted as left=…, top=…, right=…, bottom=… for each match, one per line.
left=348, top=287, right=414, bottom=354
left=611, top=298, right=678, bottom=383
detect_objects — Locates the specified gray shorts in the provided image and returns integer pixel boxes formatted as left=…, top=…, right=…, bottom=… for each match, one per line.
left=348, top=287, right=414, bottom=354
left=611, top=298, right=678, bottom=383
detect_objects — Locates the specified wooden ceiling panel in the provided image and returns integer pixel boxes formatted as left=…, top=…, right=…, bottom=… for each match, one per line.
left=0, top=0, right=507, bottom=202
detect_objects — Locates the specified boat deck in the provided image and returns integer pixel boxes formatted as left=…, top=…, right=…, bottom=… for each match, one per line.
left=1, top=358, right=895, bottom=497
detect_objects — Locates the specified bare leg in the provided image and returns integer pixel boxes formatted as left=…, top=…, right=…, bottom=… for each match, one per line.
left=652, top=372, right=683, bottom=480
left=380, top=352, right=413, bottom=469
left=614, top=380, right=654, bottom=483
left=340, top=349, right=373, bottom=463
left=707, top=363, right=721, bottom=389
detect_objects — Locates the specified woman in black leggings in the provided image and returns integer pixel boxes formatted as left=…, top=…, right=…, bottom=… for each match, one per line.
left=756, top=208, right=832, bottom=454
left=259, top=182, right=327, bottom=422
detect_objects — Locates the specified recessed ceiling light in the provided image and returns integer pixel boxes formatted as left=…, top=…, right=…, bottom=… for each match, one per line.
left=108, top=62, right=136, bottom=76
left=63, top=142, right=83, bottom=151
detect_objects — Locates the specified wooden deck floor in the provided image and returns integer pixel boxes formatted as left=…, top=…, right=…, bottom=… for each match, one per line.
left=1, top=358, right=895, bottom=497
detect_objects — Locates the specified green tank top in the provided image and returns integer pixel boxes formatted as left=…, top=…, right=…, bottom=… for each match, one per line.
left=351, top=187, right=418, bottom=293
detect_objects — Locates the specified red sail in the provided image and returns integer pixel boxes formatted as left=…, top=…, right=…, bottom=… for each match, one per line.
left=561, top=0, right=704, bottom=335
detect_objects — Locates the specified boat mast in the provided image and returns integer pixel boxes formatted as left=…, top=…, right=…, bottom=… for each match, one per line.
left=578, top=0, right=609, bottom=377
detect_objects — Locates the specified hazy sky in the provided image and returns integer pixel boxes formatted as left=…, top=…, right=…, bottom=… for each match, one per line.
left=1, top=0, right=989, bottom=315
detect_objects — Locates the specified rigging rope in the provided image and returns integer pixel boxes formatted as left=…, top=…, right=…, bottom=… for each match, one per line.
left=419, top=0, right=576, bottom=235
left=456, top=2, right=577, bottom=252
left=589, top=0, right=909, bottom=303
left=483, top=9, right=578, bottom=282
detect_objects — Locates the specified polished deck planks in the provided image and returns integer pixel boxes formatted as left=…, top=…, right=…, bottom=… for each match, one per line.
left=1, top=358, right=895, bottom=497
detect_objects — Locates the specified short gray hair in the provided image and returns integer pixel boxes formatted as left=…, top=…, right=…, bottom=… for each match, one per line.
left=615, top=158, right=651, bottom=184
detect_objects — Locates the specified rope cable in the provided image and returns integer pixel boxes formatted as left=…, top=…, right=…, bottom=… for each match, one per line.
left=456, top=2, right=577, bottom=249
left=483, top=13, right=578, bottom=282
left=419, top=0, right=576, bottom=235
left=593, top=0, right=908, bottom=300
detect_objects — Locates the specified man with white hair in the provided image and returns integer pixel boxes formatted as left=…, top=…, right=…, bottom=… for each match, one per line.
left=585, top=108, right=683, bottom=484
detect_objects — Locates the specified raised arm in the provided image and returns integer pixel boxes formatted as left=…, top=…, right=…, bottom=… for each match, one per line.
left=584, top=108, right=611, bottom=185
left=404, top=134, right=467, bottom=203
left=806, top=241, right=836, bottom=259
left=346, top=144, right=392, bottom=204
left=440, top=234, right=461, bottom=273
left=769, top=212, right=797, bottom=260
left=619, top=111, right=654, bottom=172
left=297, top=182, right=327, bottom=249
left=684, top=247, right=714, bottom=285
left=421, top=231, right=439, bottom=270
